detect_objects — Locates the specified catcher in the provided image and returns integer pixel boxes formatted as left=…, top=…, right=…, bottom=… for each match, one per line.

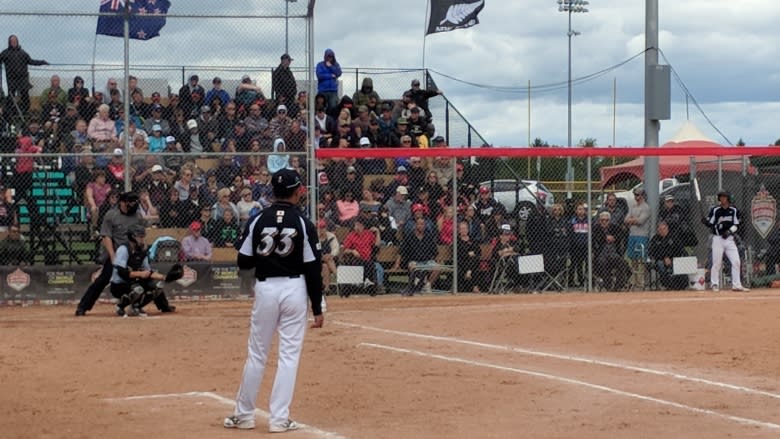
left=110, top=224, right=182, bottom=316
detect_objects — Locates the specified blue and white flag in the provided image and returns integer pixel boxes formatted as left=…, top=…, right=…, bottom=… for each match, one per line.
left=97, top=0, right=171, bottom=40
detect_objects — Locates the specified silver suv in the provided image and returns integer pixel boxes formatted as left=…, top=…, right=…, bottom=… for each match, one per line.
left=479, top=179, right=555, bottom=221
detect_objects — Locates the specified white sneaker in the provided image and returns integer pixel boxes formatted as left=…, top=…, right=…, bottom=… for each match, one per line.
left=423, top=282, right=432, bottom=294
left=269, top=419, right=300, bottom=433
left=732, top=286, right=750, bottom=292
left=711, top=285, right=720, bottom=292
left=224, top=416, right=255, bottom=430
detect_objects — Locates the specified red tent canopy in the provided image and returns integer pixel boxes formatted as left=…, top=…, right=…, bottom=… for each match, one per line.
left=600, top=137, right=754, bottom=188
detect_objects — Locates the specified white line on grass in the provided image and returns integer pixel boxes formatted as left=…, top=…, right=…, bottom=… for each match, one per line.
left=361, top=342, right=780, bottom=431
left=336, top=321, right=780, bottom=400
left=105, top=391, right=346, bottom=439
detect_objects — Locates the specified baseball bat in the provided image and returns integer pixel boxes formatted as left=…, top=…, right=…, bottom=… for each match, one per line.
left=693, top=176, right=707, bottom=218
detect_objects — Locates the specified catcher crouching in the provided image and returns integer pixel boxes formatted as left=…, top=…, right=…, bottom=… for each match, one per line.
left=110, top=224, right=181, bottom=317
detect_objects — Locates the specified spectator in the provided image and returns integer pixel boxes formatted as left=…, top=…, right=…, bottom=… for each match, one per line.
left=227, top=174, right=246, bottom=204
left=0, top=35, right=48, bottom=114
left=398, top=217, right=441, bottom=295
left=159, top=187, right=183, bottom=228
left=129, top=89, right=151, bottom=121
left=482, top=204, right=507, bottom=243
left=460, top=204, right=483, bottom=243
left=181, top=221, right=213, bottom=262
left=214, top=208, right=240, bottom=248
left=340, top=217, right=382, bottom=296
left=143, top=103, right=171, bottom=136
left=457, top=220, right=483, bottom=293
left=473, top=186, right=505, bottom=226
left=104, top=148, right=125, bottom=187
left=359, top=188, right=382, bottom=214
left=542, top=203, right=570, bottom=290
left=173, top=166, right=195, bottom=201
left=243, top=103, right=269, bottom=137
left=0, top=224, right=30, bottom=266
left=569, top=203, right=589, bottom=288
left=272, top=53, right=297, bottom=104
left=196, top=204, right=219, bottom=243
left=212, top=187, right=239, bottom=223
left=178, top=74, right=206, bottom=118
left=236, top=187, right=261, bottom=228
left=352, top=77, right=380, bottom=109
left=234, top=74, right=265, bottom=112
left=406, top=78, right=442, bottom=119
left=87, top=104, right=118, bottom=151
left=491, top=223, right=522, bottom=290
left=316, top=49, right=342, bottom=112
left=119, top=119, right=148, bottom=148
left=284, top=119, right=307, bottom=152
left=624, top=188, right=651, bottom=280
left=217, top=100, right=240, bottom=140
left=72, top=147, right=97, bottom=202
left=205, top=76, right=231, bottom=108
left=437, top=206, right=455, bottom=245
left=102, top=78, right=120, bottom=104
left=648, top=221, right=689, bottom=290
left=143, top=164, right=170, bottom=208
left=313, top=105, right=336, bottom=141
left=593, top=211, right=630, bottom=290
left=336, top=189, right=360, bottom=227
left=0, top=187, right=17, bottom=232
left=137, top=188, right=160, bottom=226
left=269, top=104, right=292, bottom=140
left=383, top=185, right=412, bottom=231
left=84, top=169, right=112, bottom=227
left=14, top=135, right=41, bottom=204
left=161, top=135, right=184, bottom=172
left=318, top=219, right=340, bottom=296
left=659, top=194, right=697, bottom=247
left=596, top=192, right=627, bottom=229
left=250, top=167, right=273, bottom=208
left=41, top=89, right=65, bottom=126
left=376, top=205, right=398, bottom=245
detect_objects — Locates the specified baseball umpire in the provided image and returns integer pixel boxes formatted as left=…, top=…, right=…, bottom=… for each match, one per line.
left=224, top=168, right=324, bottom=433
left=703, top=191, right=749, bottom=292
left=110, top=224, right=178, bottom=316
left=75, top=191, right=144, bottom=316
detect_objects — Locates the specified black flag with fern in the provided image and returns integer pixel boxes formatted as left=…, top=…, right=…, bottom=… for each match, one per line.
left=427, top=0, right=485, bottom=35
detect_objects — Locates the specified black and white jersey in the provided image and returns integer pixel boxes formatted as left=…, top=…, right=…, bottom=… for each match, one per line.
left=706, top=205, right=740, bottom=236
left=239, top=201, right=320, bottom=279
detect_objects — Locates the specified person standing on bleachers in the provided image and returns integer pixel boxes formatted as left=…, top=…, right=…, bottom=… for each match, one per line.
left=316, top=49, right=342, bottom=113
left=0, top=35, right=48, bottom=115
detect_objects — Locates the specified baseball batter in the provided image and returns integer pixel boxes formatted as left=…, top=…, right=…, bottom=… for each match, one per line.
left=224, top=168, right=324, bottom=433
left=704, top=191, right=749, bottom=292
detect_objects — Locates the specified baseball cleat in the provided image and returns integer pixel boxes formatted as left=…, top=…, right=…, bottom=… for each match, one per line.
left=732, top=286, right=750, bottom=292
left=269, top=419, right=300, bottom=433
left=224, top=416, right=255, bottom=429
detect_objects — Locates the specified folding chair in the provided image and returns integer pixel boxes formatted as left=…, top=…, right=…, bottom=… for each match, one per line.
left=488, top=256, right=514, bottom=294
left=516, top=254, right=551, bottom=293
left=336, top=265, right=365, bottom=297
left=541, top=254, right=568, bottom=292
left=628, top=242, right=648, bottom=290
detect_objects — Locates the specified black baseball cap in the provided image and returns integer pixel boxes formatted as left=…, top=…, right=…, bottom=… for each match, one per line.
left=271, top=168, right=303, bottom=197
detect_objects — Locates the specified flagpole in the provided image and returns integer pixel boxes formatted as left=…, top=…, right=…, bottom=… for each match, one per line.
left=91, top=33, right=98, bottom=95
left=422, top=0, right=430, bottom=69
left=123, top=1, right=131, bottom=192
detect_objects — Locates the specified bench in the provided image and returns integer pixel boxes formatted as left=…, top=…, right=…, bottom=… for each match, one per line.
left=376, top=244, right=454, bottom=293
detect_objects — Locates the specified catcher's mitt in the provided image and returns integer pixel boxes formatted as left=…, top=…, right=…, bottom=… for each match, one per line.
left=165, top=263, right=184, bottom=282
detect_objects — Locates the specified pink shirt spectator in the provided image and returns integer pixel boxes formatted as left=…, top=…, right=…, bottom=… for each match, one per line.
left=336, top=199, right=359, bottom=223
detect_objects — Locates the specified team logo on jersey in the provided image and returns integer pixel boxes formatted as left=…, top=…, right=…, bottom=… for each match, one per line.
left=751, top=186, right=776, bottom=239
left=7, top=268, right=31, bottom=292
left=176, top=265, right=198, bottom=288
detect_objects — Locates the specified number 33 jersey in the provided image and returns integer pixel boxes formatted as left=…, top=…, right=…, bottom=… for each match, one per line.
left=238, top=202, right=321, bottom=279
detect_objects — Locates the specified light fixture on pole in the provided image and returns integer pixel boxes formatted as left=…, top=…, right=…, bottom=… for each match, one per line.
left=285, top=0, right=298, bottom=55
left=557, top=0, right=589, bottom=198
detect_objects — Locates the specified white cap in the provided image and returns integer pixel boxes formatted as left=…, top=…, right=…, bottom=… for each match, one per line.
left=396, top=186, right=408, bottom=195
left=500, top=223, right=512, bottom=232
left=186, top=119, right=198, bottom=130
left=113, top=148, right=123, bottom=156
left=277, top=104, right=287, bottom=112
left=165, top=135, right=176, bottom=143
left=359, top=137, right=370, bottom=146
left=150, top=164, right=163, bottom=173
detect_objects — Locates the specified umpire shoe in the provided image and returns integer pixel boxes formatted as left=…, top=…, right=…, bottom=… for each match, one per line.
left=269, top=419, right=300, bottom=433
left=224, top=416, right=255, bottom=430
left=115, top=305, right=126, bottom=317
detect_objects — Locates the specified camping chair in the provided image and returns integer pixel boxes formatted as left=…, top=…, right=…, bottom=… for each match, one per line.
left=489, top=255, right=515, bottom=294
left=336, top=265, right=366, bottom=297
left=517, top=254, right=563, bottom=293
left=672, top=256, right=699, bottom=290
left=628, top=242, right=649, bottom=290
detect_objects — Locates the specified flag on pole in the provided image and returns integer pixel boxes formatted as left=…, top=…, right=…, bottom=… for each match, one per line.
left=96, top=0, right=171, bottom=40
left=426, top=0, right=485, bottom=35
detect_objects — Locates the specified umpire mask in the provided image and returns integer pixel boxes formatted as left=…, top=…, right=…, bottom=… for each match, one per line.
left=119, top=191, right=140, bottom=215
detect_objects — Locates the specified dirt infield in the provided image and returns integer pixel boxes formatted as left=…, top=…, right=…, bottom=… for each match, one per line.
left=2, top=290, right=780, bottom=438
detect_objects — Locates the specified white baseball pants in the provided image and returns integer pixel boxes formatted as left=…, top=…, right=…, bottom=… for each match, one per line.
left=711, top=235, right=743, bottom=289
left=233, top=276, right=308, bottom=426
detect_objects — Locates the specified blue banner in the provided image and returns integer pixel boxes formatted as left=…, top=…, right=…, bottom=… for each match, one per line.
left=96, top=0, right=171, bottom=40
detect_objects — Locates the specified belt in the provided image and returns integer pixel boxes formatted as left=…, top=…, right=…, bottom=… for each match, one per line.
left=256, top=274, right=301, bottom=282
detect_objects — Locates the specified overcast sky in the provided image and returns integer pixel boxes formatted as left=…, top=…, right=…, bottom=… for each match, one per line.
left=1, top=1, right=778, bottom=148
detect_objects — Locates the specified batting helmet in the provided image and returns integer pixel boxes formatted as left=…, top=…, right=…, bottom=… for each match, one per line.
left=717, top=191, right=731, bottom=203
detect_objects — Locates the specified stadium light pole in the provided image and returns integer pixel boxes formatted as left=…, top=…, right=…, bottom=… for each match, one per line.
left=285, top=0, right=297, bottom=54
left=558, top=0, right=589, bottom=198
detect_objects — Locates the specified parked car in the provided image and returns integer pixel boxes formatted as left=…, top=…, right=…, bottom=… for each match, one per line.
left=479, top=179, right=555, bottom=221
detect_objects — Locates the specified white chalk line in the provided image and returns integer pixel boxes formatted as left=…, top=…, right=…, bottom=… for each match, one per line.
left=105, top=391, right=346, bottom=439
left=362, top=342, right=780, bottom=431
left=336, top=321, right=780, bottom=400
